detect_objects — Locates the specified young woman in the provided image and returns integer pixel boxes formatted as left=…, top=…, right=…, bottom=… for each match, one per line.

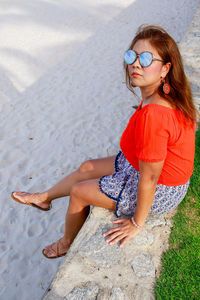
left=11, top=25, right=198, bottom=259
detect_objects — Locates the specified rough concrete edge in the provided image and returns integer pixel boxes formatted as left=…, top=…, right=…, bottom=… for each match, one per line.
left=180, top=5, right=200, bottom=114
left=42, top=207, right=95, bottom=298
left=179, top=4, right=200, bottom=45
left=42, top=5, right=200, bottom=299
left=42, top=207, right=123, bottom=299
left=42, top=207, right=176, bottom=299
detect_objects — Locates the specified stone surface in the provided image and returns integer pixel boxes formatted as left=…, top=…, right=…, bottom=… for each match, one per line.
left=180, top=5, right=200, bottom=114
left=109, top=287, right=125, bottom=300
left=43, top=207, right=171, bottom=300
left=133, top=229, right=154, bottom=246
left=43, top=6, right=200, bottom=300
left=131, top=253, right=155, bottom=278
left=80, top=227, right=121, bottom=267
left=65, top=284, right=99, bottom=300
left=96, top=289, right=111, bottom=300
left=145, top=214, right=166, bottom=227
left=134, top=287, right=155, bottom=300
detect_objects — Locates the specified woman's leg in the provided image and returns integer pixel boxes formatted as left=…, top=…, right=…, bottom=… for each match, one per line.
left=43, top=178, right=116, bottom=258
left=45, top=155, right=116, bottom=201
left=12, top=155, right=116, bottom=209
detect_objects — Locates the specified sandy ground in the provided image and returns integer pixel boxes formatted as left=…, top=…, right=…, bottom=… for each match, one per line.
left=0, top=1, right=199, bottom=299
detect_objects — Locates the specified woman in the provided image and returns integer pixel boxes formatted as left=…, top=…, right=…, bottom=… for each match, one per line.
left=11, top=25, right=197, bottom=259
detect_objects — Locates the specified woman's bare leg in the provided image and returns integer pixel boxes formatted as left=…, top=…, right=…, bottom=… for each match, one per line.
left=43, top=179, right=116, bottom=258
left=46, top=155, right=116, bottom=201
left=12, top=155, right=116, bottom=209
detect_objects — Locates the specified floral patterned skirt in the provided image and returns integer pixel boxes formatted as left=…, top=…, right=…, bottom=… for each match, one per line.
left=99, top=151, right=190, bottom=217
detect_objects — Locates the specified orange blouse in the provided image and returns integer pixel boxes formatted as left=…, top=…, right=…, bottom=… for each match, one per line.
left=120, top=100, right=195, bottom=186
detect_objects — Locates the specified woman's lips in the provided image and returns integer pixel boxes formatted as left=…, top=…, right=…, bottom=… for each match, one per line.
left=132, top=72, right=141, bottom=78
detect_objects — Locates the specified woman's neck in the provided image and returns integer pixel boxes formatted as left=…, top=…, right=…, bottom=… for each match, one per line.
left=141, top=90, right=158, bottom=105
left=140, top=86, right=157, bottom=102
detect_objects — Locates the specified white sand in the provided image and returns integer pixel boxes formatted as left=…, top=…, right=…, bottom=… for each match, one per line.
left=0, top=0, right=199, bottom=299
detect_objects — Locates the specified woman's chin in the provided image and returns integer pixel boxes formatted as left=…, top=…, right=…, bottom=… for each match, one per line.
left=131, top=82, right=138, bottom=88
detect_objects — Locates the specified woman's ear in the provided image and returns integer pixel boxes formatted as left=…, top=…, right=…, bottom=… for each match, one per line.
left=161, top=62, right=171, bottom=78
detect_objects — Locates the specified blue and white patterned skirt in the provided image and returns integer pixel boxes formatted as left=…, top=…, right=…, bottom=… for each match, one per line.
left=99, top=151, right=190, bottom=217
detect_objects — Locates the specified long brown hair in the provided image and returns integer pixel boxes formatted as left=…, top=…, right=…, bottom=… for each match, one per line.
left=124, top=25, right=198, bottom=124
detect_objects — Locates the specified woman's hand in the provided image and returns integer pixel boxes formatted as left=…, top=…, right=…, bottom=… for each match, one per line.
left=103, top=218, right=142, bottom=248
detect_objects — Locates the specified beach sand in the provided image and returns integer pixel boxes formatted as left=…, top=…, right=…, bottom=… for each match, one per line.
left=0, top=1, right=199, bottom=299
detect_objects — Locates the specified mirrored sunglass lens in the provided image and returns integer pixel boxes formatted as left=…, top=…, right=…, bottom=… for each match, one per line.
left=140, top=52, right=153, bottom=67
left=124, top=50, right=136, bottom=65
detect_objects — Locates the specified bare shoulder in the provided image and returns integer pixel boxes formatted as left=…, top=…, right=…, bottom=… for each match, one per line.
left=150, top=96, right=175, bottom=109
left=156, top=99, right=175, bottom=109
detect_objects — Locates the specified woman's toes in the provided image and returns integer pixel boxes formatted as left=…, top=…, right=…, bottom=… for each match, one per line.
left=12, top=191, right=50, bottom=209
left=13, top=192, right=28, bottom=203
left=43, top=243, right=57, bottom=258
left=42, top=239, right=69, bottom=258
left=43, top=247, right=55, bottom=258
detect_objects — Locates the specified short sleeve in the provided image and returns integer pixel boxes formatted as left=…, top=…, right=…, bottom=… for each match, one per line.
left=134, top=108, right=169, bottom=162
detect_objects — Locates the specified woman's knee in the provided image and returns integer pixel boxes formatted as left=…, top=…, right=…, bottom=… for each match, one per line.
left=69, top=182, right=89, bottom=207
left=70, top=182, right=88, bottom=200
left=78, top=160, right=95, bottom=174
left=77, top=156, right=115, bottom=180
left=70, top=182, right=81, bottom=198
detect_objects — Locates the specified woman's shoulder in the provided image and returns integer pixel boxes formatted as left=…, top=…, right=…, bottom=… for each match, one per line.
left=135, top=99, right=180, bottom=132
left=140, top=98, right=176, bottom=111
left=138, top=102, right=176, bottom=123
left=137, top=99, right=195, bottom=132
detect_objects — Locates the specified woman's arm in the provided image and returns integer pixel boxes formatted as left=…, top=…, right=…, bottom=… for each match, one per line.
left=104, top=160, right=164, bottom=247
left=133, top=159, right=164, bottom=227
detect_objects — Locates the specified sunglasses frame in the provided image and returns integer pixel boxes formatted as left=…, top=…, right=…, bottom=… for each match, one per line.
left=124, top=49, right=165, bottom=67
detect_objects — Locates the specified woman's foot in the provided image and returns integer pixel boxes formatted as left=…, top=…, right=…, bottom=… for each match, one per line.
left=42, top=237, right=70, bottom=259
left=11, top=191, right=51, bottom=211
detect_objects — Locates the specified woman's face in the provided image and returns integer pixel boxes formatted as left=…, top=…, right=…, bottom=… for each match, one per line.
left=128, top=39, right=167, bottom=89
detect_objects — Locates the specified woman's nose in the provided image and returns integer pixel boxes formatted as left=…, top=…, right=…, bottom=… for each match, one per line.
left=131, top=56, right=141, bottom=67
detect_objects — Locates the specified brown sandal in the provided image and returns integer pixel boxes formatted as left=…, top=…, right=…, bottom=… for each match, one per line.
left=11, top=192, right=52, bottom=211
left=42, top=239, right=68, bottom=259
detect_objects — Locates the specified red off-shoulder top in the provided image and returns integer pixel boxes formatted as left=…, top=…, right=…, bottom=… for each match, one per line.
left=120, top=100, right=195, bottom=186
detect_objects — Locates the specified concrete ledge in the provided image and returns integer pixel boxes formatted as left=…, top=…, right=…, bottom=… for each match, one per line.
left=180, top=5, right=200, bottom=112
left=43, top=207, right=175, bottom=300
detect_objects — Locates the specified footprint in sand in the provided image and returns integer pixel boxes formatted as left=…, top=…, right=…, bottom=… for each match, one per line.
left=0, top=241, right=8, bottom=253
left=27, top=222, right=44, bottom=237
left=60, top=223, right=65, bottom=234
left=10, top=250, right=20, bottom=262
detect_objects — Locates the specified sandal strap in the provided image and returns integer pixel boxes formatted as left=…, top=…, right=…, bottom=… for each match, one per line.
left=44, top=239, right=67, bottom=258
left=15, top=192, right=35, bottom=205
left=58, top=238, right=68, bottom=249
left=21, top=192, right=31, bottom=205
left=56, top=239, right=68, bottom=257
left=22, top=192, right=50, bottom=207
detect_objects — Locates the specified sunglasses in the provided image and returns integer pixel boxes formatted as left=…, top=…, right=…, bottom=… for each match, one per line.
left=124, top=50, right=165, bottom=67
